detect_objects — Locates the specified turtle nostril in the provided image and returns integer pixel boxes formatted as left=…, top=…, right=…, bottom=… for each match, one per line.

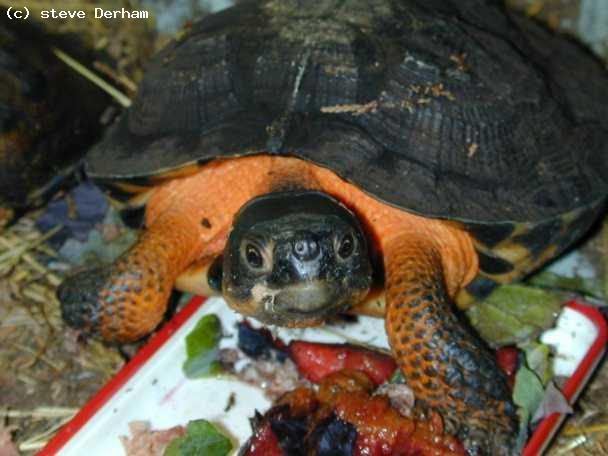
left=293, top=238, right=319, bottom=261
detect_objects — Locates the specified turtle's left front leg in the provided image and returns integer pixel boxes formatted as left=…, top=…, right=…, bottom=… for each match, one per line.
left=382, top=230, right=518, bottom=455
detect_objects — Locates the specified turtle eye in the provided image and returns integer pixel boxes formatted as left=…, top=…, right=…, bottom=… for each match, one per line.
left=337, top=234, right=355, bottom=259
left=245, top=243, right=264, bottom=269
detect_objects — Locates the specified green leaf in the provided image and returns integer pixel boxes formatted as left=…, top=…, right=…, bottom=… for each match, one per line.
left=389, top=369, right=405, bottom=384
left=528, top=271, right=604, bottom=299
left=513, top=364, right=545, bottom=430
left=164, top=420, right=233, bottom=456
left=519, top=342, right=553, bottom=385
left=466, top=284, right=562, bottom=346
left=182, top=314, right=223, bottom=378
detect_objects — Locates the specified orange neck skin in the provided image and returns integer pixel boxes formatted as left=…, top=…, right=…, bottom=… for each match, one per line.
left=145, top=155, right=478, bottom=300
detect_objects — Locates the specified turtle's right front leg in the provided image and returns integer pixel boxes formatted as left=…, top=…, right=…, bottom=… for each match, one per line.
left=57, top=156, right=274, bottom=343
left=383, top=231, right=518, bottom=455
left=58, top=211, right=204, bottom=342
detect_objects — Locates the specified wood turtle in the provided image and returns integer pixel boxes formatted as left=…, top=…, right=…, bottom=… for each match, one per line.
left=57, top=0, right=608, bottom=453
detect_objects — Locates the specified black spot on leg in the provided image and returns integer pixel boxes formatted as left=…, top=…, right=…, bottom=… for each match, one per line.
left=449, top=389, right=465, bottom=400
left=445, top=364, right=464, bottom=386
left=422, top=352, right=435, bottom=362
left=421, top=293, right=435, bottom=302
left=423, top=381, right=439, bottom=391
left=424, top=366, right=438, bottom=377
left=201, top=218, right=212, bottom=229
left=464, top=392, right=485, bottom=409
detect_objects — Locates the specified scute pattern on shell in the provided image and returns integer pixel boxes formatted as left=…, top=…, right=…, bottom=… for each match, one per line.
left=87, top=0, right=608, bottom=223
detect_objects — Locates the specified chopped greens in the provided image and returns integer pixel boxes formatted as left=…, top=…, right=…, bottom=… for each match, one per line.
left=528, top=271, right=605, bottom=299
left=513, top=364, right=545, bottom=428
left=164, top=420, right=232, bottom=456
left=466, top=284, right=562, bottom=346
left=182, top=314, right=223, bottom=378
left=520, top=342, right=553, bottom=385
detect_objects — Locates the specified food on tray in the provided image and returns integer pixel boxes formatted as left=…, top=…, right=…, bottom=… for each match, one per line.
left=241, top=369, right=465, bottom=456
left=119, top=301, right=595, bottom=456
left=288, top=341, right=397, bottom=385
left=120, top=421, right=186, bottom=456
left=121, top=419, right=232, bottom=456
left=232, top=321, right=465, bottom=454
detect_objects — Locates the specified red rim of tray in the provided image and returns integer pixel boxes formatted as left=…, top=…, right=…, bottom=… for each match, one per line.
left=40, top=298, right=607, bottom=455
left=39, top=295, right=207, bottom=456
left=522, top=300, right=607, bottom=456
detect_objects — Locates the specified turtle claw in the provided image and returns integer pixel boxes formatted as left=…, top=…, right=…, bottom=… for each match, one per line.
left=57, top=252, right=172, bottom=343
left=413, top=402, right=518, bottom=456
left=58, top=266, right=111, bottom=338
left=441, top=411, right=519, bottom=456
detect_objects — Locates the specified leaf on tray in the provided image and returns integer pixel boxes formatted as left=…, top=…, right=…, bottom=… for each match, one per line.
left=528, top=271, right=604, bottom=299
left=164, top=420, right=232, bottom=456
left=466, top=284, right=562, bottom=346
left=520, top=342, right=553, bottom=385
left=182, top=314, right=223, bottom=378
left=513, top=364, right=545, bottom=430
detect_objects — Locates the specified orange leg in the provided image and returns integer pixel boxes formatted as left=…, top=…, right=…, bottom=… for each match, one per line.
left=58, top=211, right=206, bottom=342
left=58, top=156, right=273, bottom=342
left=383, top=233, right=518, bottom=454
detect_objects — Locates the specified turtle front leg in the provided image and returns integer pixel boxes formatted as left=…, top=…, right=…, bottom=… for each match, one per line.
left=58, top=212, right=204, bottom=343
left=383, top=233, right=518, bottom=455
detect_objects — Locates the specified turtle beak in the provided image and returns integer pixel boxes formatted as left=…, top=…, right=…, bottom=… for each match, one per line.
left=271, top=282, right=341, bottom=316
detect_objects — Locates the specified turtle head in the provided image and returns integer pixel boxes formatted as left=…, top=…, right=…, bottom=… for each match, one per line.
left=223, top=191, right=372, bottom=326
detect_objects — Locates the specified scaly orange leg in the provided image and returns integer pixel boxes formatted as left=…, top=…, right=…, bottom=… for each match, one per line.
left=58, top=210, right=205, bottom=342
left=57, top=156, right=275, bottom=342
left=383, top=233, right=518, bottom=455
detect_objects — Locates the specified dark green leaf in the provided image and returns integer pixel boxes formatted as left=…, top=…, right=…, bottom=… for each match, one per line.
left=164, top=419, right=233, bottom=456
left=466, top=284, right=562, bottom=346
left=182, top=314, right=223, bottom=378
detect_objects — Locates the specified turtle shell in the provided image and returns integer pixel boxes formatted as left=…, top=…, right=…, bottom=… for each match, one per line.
left=87, top=0, right=608, bottom=224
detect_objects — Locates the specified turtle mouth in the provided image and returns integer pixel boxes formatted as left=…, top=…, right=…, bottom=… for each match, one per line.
left=256, top=282, right=351, bottom=325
